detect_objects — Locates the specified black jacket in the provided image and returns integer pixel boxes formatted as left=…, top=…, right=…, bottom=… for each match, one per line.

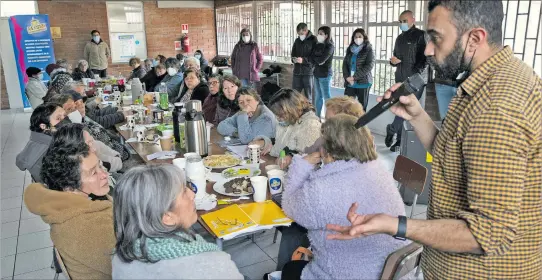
left=71, top=68, right=94, bottom=81
left=128, top=65, right=147, bottom=81
left=291, top=31, right=316, bottom=76
left=342, top=43, right=375, bottom=86
left=391, top=26, right=427, bottom=82
left=85, top=104, right=125, bottom=129
left=176, top=82, right=210, bottom=104
left=140, top=67, right=166, bottom=90
left=310, top=40, right=335, bottom=78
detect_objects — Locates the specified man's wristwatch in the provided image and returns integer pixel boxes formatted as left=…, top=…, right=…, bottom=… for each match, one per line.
left=393, top=215, right=407, bottom=241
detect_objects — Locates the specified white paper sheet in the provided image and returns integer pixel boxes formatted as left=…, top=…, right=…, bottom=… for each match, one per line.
left=227, top=145, right=247, bottom=158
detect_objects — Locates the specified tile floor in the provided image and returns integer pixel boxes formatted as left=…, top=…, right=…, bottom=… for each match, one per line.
left=0, top=109, right=427, bottom=280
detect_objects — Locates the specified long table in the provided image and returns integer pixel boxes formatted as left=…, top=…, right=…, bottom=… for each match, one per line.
left=115, top=122, right=278, bottom=248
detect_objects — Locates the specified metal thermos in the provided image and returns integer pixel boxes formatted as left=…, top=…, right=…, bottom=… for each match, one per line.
left=184, top=100, right=208, bottom=156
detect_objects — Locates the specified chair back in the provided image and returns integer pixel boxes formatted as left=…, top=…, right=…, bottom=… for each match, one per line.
left=54, top=247, right=71, bottom=280
left=393, top=155, right=427, bottom=195
left=380, top=242, right=423, bottom=280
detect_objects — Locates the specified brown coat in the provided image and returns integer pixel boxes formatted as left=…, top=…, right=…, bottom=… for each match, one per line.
left=24, top=184, right=114, bottom=280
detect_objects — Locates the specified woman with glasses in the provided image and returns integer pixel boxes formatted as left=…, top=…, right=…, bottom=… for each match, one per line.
left=202, top=74, right=222, bottom=122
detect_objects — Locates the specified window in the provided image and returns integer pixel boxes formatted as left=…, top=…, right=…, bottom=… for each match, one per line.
left=216, top=3, right=253, bottom=56
left=0, top=1, right=37, bottom=17
left=106, top=1, right=147, bottom=63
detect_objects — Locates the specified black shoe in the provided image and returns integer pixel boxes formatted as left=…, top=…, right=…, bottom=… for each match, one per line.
left=390, top=141, right=401, bottom=152
left=385, top=125, right=394, bottom=147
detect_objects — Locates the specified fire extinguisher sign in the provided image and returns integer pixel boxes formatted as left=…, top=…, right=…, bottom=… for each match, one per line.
left=181, top=24, right=188, bottom=34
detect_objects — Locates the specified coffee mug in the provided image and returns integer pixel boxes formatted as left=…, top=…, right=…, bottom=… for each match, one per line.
left=247, top=144, right=261, bottom=164
left=126, top=115, right=135, bottom=129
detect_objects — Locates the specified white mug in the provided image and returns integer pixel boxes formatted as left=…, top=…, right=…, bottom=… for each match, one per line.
left=126, top=115, right=135, bottom=129
left=267, top=169, right=285, bottom=195
left=189, top=175, right=207, bottom=201
left=250, top=176, right=268, bottom=202
left=247, top=144, right=261, bottom=164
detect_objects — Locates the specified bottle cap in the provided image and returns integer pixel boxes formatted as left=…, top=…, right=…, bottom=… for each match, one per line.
left=280, top=150, right=286, bottom=158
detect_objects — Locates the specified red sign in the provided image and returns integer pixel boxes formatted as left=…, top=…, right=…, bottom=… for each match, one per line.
left=174, top=41, right=182, bottom=51
left=181, top=24, right=188, bottom=34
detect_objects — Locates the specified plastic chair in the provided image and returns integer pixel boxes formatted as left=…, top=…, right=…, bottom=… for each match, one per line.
left=393, top=155, right=428, bottom=219
left=52, top=247, right=71, bottom=280
left=380, top=242, right=423, bottom=280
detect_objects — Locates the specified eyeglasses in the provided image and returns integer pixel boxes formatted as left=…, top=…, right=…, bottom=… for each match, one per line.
left=209, top=81, right=219, bottom=85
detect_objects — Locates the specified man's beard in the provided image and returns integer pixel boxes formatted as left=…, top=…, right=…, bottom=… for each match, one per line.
left=428, top=39, right=469, bottom=81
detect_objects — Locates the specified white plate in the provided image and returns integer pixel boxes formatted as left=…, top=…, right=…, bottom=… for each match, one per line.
left=221, top=167, right=261, bottom=179
left=203, top=155, right=242, bottom=169
left=213, top=177, right=254, bottom=197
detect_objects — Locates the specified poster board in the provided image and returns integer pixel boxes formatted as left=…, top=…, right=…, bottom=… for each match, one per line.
left=110, top=32, right=146, bottom=63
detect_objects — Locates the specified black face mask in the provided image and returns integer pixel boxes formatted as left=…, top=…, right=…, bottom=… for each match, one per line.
left=55, top=118, right=72, bottom=129
left=428, top=31, right=476, bottom=85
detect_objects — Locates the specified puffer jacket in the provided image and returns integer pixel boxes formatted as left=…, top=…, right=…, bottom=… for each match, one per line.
left=83, top=116, right=129, bottom=160
left=85, top=104, right=125, bottom=129
left=291, top=31, right=317, bottom=76
left=310, top=40, right=335, bottom=78
left=391, top=26, right=427, bottom=82
left=342, top=43, right=375, bottom=86
left=84, top=39, right=110, bottom=70
left=128, top=66, right=147, bottom=81
left=72, top=68, right=94, bottom=81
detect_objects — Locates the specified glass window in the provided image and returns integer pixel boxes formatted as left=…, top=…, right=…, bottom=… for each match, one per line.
left=106, top=1, right=147, bottom=63
left=1, top=1, right=37, bottom=17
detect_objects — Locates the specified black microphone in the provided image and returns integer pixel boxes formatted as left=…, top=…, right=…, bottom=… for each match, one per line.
left=355, top=73, right=426, bottom=128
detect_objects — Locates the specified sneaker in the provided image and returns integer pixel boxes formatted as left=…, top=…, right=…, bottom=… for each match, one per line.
left=390, top=141, right=401, bottom=152
left=385, top=125, right=394, bottom=147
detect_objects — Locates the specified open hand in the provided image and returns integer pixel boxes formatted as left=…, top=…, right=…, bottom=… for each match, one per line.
left=326, top=203, right=397, bottom=240
left=376, top=83, right=424, bottom=121
left=390, top=56, right=402, bottom=65
left=295, top=57, right=303, bottom=63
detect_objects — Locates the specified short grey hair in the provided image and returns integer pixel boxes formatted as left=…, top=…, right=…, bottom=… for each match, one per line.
left=56, top=59, right=69, bottom=69
left=61, top=81, right=85, bottom=94
left=185, top=56, right=200, bottom=68
left=164, top=57, right=181, bottom=70
left=77, top=59, right=88, bottom=69
left=113, top=164, right=194, bottom=263
left=144, top=58, right=152, bottom=64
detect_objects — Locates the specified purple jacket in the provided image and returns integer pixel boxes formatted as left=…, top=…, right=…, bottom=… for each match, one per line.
left=283, top=156, right=408, bottom=280
left=231, top=41, right=263, bottom=82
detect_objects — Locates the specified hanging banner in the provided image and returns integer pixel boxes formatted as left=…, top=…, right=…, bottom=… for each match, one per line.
left=9, top=15, right=56, bottom=109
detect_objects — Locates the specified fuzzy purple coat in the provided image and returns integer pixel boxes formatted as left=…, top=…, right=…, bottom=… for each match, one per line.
left=282, top=155, right=409, bottom=280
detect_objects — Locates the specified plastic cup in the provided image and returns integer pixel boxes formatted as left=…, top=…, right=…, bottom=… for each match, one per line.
left=265, top=165, right=280, bottom=173
left=160, top=136, right=173, bottom=151
left=162, top=129, right=174, bottom=138
left=251, top=176, right=268, bottom=202
left=267, top=169, right=285, bottom=195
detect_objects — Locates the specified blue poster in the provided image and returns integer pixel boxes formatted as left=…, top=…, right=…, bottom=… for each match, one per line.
left=9, top=15, right=56, bottom=109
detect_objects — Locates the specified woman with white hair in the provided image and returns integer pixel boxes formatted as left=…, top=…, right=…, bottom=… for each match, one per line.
left=72, top=60, right=94, bottom=81
left=112, top=164, right=244, bottom=279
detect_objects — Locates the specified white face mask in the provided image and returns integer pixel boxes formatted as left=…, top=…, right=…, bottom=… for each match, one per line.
left=93, top=35, right=100, bottom=43
left=194, top=54, right=201, bottom=60
left=355, top=38, right=364, bottom=46
left=243, top=36, right=251, bottom=43
left=299, top=35, right=306, bottom=41
left=67, top=110, right=82, bottom=124
left=317, top=34, right=325, bottom=43
left=37, top=73, right=44, bottom=80
left=167, top=67, right=178, bottom=76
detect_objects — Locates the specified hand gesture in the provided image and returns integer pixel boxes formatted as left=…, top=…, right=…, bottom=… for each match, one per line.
left=346, top=77, right=355, bottom=85
left=303, top=152, right=321, bottom=165
left=277, top=155, right=292, bottom=169
left=390, top=56, right=402, bottom=65
left=296, top=57, right=303, bottom=64
left=326, top=203, right=397, bottom=240
left=376, top=83, right=424, bottom=121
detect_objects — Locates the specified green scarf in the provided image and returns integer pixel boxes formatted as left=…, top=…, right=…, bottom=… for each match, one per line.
left=134, top=232, right=219, bottom=262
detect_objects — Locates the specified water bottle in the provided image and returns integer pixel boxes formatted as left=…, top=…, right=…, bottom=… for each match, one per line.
left=159, top=82, right=169, bottom=110
left=131, top=78, right=142, bottom=102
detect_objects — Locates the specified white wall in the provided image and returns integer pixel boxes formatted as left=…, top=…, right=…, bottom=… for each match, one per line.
left=0, top=17, right=24, bottom=109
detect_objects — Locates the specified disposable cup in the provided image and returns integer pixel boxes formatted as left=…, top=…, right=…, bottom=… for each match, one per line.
left=251, top=176, right=268, bottom=202
left=267, top=169, right=285, bottom=195
left=189, top=175, right=207, bottom=200
left=160, top=136, right=173, bottom=151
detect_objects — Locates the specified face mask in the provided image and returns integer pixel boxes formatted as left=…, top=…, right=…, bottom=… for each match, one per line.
left=399, top=23, right=409, bottom=32
left=67, top=110, right=83, bottom=124
left=153, top=60, right=159, bottom=67
left=167, top=67, right=178, bottom=76
left=317, top=34, right=325, bottom=43
left=299, top=35, right=306, bottom=41
left=243, top=36, right=251, bottom=43
left=354, top=38, right=363, bottom=46
left=195, top=54, right=201, bottom=60
left=427, top=32, right=475, bottom=85
left=278, top=121, right=289, bottom=127
left=93, top=35, right=100, bottom=43
left=37, top=73, right=44, bottom=80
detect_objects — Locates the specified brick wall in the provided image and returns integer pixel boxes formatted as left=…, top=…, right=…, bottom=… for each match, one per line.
left=37, top=0, right=217, bottom=77
left=0, top=63, right=9, bottom=110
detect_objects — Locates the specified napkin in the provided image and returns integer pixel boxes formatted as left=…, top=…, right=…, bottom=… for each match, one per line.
left=119, top=124, right=131, bottom=131
left=147, top=151, right=178, bottom=161
left=195, top=194, right=217, bottom=211
left=125, top=137, right=138, bottom=143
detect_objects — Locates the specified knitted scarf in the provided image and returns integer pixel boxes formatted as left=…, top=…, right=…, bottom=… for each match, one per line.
left=133, top=232, right=220, bottom=262
left=350, top=44, right=364, bottom=55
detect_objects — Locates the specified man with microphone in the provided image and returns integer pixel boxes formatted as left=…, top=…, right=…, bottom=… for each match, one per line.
left=327, top=1, right=542, bottom=279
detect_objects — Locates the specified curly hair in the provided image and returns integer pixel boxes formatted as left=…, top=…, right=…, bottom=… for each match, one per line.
left=29, top=103, right=62, bottom=133
left=322, top=114, right=377, bottom=163
left=41, top=123, right=90, bottom=192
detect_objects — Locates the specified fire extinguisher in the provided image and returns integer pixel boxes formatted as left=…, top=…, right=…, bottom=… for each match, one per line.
left=181, top=34, right=190, bottom=53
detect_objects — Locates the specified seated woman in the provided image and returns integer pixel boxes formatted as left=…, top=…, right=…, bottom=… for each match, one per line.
left=194, top=49, right=209, bottom=70
left=141, top=63, right=167, bottom=92
left=43, top=71, right=73, bottom=103
left=202, top=74, right=221, bottom=122
left=176, top=68, right=209, bottom=103
left=154, top=57, right=183, bottom=102
left=213, top=75, right=240, bottom=126
left=25, top=67, right=47, bottom=109
left=112, top=164, right=243, bottom=279
left=281, top=114, right=407, bottom=280
left=16, top=103, right=69, bottom=182
left=217, top=87, right=276, bottom=144
left=24, top=124, right=114, bottom=279
left=251, top=88, right=321, bottom=165
left=71, top=60, right=94, bottom=81
left=127, top=57, right=147, bottom=81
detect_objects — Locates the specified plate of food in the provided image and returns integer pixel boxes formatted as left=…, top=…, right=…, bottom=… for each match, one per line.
left=213, top=177, right=254, bottom=197
left=222, top=167, right=261, bottom=179
left=203, top=154, right=242, bottom=169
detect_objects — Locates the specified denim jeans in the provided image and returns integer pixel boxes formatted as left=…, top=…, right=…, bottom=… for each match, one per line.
left=313, top=76, right=332, bottom=118
left=435, top=83, right=457, bottom=119
left=292, top=75, right=313, bottom=103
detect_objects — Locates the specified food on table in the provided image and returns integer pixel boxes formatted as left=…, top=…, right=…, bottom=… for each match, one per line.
left=223, top=167, right=261, bottom=178
left=223, top=177, right=253, bottom=194
left=203, top=154, right=241, bottom=168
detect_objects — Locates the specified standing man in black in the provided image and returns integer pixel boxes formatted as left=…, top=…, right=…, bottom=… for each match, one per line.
left=291, top=23, right=316, bottom=103
left=386, top=10, right=428, bottom=151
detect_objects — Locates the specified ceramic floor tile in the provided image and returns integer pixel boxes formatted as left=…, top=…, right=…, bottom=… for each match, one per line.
left=1, top=221, right=19, bottom=239
left=1, top=197, right=22, bottom=210
left=13, top=247, right=53, bottom=276
left=1, top=208, right=21, bottom=224
left=1, top=255, right=15, bottom=278
left=16, top=230, right=53, bottom=254
left=255, top=231, right=281, bottom=259
left=1, top=237, right=17, bottom=257
left=1, top=186, right=23, bottom=199
left=13, top=267, right=66, bottom=280
left=18, top=217, right=49, bottom=235
left=239, top=259, right=277, bottom=280
left=225, top=239, right=271, bottom=268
